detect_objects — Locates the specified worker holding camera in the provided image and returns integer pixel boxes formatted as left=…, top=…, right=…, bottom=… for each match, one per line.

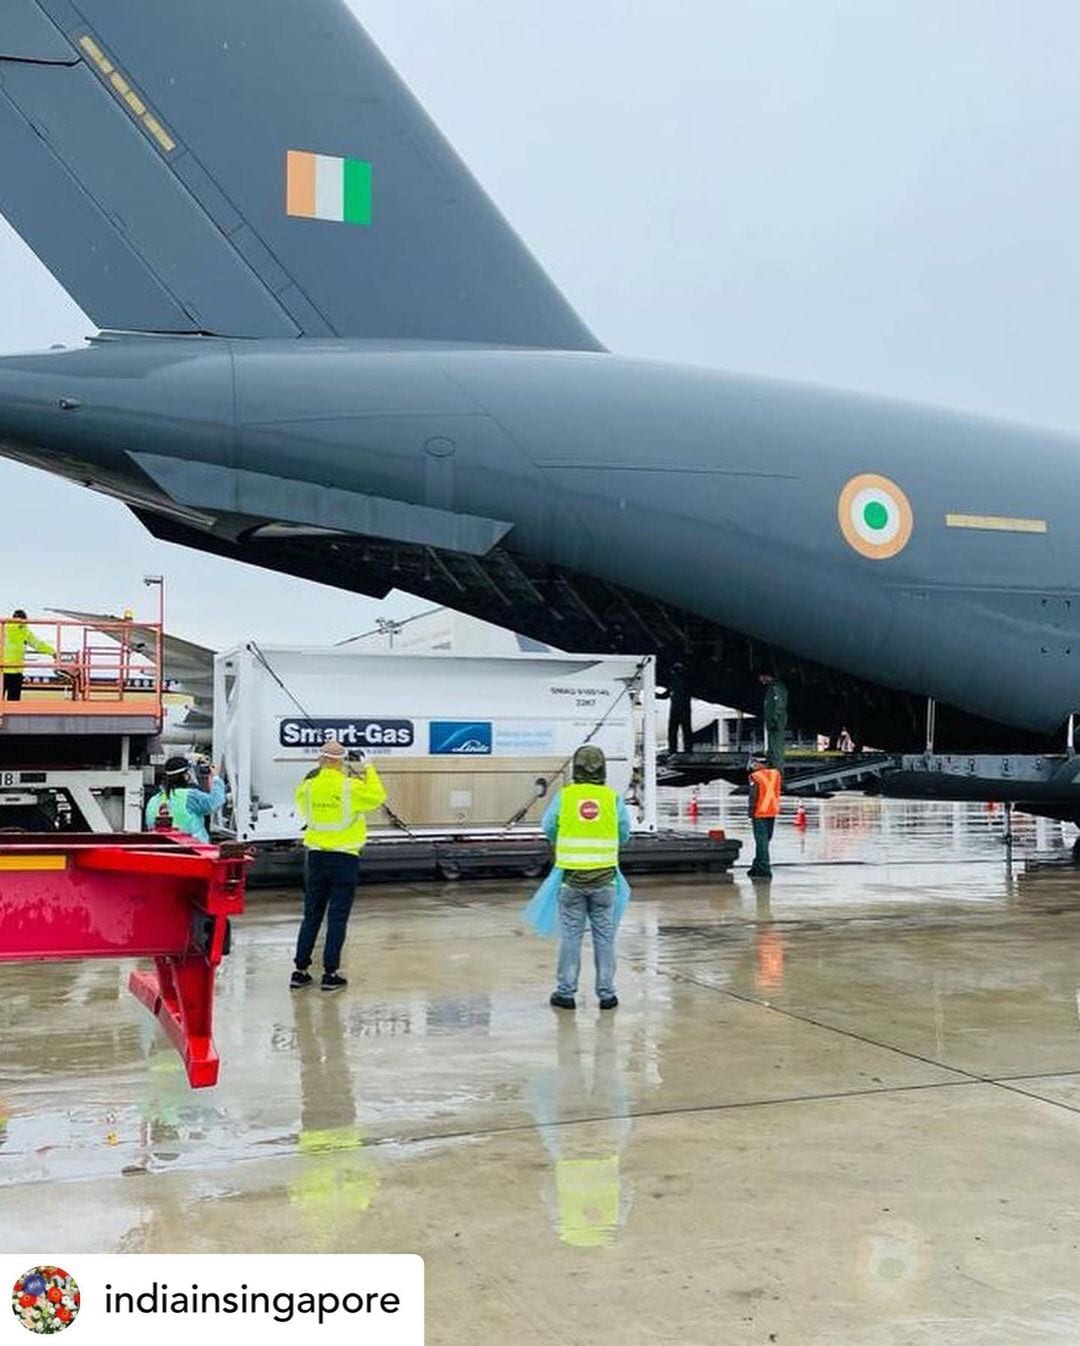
left=291, top=739, right=387, bottom=993
left=145, top=756, right=226, bottom=843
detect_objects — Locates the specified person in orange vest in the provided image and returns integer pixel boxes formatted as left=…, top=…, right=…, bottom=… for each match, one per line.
left=747, top=754, right=782, bottom=880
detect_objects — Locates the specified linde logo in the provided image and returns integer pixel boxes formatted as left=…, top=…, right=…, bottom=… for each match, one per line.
left=279, top=719, right=415, bottom=748
left=429, top=721, right=493, bottom=756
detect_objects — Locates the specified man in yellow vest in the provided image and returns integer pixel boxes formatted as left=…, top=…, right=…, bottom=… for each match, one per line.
left=747, top=754, right=782, bottom=880
left=542, top=745, right=632, bottom=1011
left=2, top=609, right=55, bottom=702
left=291, top=739, right=387, bottom=993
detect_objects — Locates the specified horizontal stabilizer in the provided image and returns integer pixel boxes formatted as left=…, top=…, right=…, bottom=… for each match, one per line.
left=2, top=3, right=78, bottom=61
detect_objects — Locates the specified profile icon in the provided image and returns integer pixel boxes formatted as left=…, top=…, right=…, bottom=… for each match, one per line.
left=11, top=1267, right=80, bottom=1334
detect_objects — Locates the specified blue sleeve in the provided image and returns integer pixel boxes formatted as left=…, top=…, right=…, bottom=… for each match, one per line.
left=542, top=791, right=561, bottom=842
left=187, top=777, right=226, bottom=817
left=617, top=797, right=633, bottom=843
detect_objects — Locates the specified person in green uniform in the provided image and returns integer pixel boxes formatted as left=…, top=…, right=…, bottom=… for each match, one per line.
left=747, top=755, right=782, bottom=880
left=759, top=672, right=788, bottom=769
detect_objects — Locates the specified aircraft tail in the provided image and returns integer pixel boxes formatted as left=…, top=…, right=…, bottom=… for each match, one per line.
left=0, top=0, right=601, bottom=349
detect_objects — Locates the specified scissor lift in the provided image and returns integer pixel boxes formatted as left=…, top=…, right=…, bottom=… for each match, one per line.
left=0, top=615, right=163, bottom=831
left=0, top=830, right=247, bottom=1087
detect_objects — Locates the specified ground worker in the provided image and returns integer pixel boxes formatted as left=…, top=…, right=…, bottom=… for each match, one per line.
left=2, top=610, right=55, bottom=702
left=291, top=739, right=387, bottom=993
left=759, top=672, right=788, bottom=769
left=747, top=754, right=782, bottom=880
left=542, top=744, right=632, bottom=1011
left=145, top=756, right=226, bottom=843
left=658, top=659, right=694, bottom=755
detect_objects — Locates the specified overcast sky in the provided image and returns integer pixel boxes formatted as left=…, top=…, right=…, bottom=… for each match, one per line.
left=3, top=0, right=1079, bottom=648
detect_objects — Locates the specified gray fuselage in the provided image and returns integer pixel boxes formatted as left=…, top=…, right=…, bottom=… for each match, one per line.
left=0, top=334, right=1075, bottom=740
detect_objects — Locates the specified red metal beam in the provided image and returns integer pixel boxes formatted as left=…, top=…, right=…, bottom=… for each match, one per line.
left=0, top=831, right=247, bottom=1088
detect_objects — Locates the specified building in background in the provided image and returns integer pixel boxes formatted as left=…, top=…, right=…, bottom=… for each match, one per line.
left=341, top=607, right=749, bottom=751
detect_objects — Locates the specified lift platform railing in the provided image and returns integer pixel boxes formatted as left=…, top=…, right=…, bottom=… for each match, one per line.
left=0, top=616, right=163, bottom=721
left=0, top=832, right=248, bottom=1087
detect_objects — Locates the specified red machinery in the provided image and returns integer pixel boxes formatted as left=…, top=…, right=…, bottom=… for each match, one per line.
left=0, top=832, right=247, bottom=1087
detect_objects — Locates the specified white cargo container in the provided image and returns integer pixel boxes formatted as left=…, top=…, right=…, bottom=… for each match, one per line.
left=214, top=646, right=656, bottom=844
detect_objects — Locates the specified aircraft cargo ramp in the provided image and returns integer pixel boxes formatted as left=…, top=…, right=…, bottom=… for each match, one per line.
left=661, top=749, right=1080, bottom=818
left=660, top=750, right=897, bottom=795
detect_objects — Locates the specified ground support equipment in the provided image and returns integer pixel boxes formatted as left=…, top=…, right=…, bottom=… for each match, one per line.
left=0, top=832, right=247, bottom=1087
left=249, top=828, right=741, bottom=887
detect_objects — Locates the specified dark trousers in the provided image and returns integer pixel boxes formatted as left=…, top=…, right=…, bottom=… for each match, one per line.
left=668, top=694, right=693, bottom=754
left=2, top=672, right=23, bottom=702
left=749, top=817, right=776, bottom=877
left=295, top=849, right=360, bottom=974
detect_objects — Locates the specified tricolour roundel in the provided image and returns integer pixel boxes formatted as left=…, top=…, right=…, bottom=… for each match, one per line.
left=837, top=474, right=913, bottom=560
left=579, top=800, right=601, bottom=822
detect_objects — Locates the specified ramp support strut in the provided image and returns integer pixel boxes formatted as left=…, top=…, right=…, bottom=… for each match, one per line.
left=0, top=833, right=247, bottom=1088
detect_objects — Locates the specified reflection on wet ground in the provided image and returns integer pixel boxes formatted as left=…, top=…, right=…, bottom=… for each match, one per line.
left=669, top=789, right=1068, bottom=866
left=6, top=800, right=1080, bottom=1343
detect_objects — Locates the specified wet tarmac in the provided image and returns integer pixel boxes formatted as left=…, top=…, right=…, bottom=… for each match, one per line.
left=5, top=799, right=1080, bottom=1343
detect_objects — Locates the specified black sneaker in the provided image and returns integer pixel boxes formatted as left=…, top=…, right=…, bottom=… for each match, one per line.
left=290, top=970, right=313, bottom=990
left=321, top=972, right=348, bottom=993
left=599, top=996, right=619, bottom=1011
left=549, top=992, right=576, bottom=1010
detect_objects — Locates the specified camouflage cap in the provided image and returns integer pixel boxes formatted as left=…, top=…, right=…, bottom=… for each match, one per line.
left=572, top=744, right=607, bottom=784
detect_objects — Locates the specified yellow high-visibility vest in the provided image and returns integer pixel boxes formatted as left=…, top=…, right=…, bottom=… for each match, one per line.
left=295, top=765, right=387, bottom=855
left=2, top=622, right=54, bottom=672
left=555, top=784, right=620, bottom=871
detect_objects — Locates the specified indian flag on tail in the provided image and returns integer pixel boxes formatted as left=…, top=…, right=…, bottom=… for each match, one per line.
left=286, top=150, right=372, bottom=226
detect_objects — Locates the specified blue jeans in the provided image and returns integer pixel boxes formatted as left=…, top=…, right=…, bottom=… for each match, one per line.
left=556, top=882, right=617, bottom=1000
left=295, top=849, right=360, bottom=974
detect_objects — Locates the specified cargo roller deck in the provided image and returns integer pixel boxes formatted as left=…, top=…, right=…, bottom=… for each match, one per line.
left=661, top=747, right=1080, bottom=818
